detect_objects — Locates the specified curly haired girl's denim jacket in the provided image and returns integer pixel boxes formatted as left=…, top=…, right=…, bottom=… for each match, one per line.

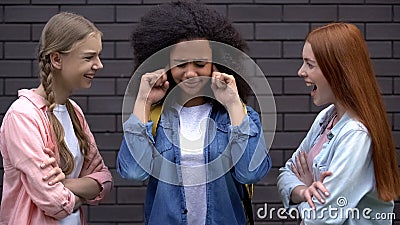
left=117, top=103, right=271, bottom=225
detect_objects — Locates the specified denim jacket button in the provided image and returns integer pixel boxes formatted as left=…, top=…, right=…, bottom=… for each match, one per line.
left=183, top=209, right=188, bottom=214
left=327, top=132, right=334, bottom=140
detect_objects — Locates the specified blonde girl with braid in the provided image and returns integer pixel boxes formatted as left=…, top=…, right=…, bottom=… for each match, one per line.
left=0, top=12, right=112, bottom=225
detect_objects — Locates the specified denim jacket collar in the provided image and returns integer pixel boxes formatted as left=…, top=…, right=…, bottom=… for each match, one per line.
left=318, top=104, right=354, bottom=141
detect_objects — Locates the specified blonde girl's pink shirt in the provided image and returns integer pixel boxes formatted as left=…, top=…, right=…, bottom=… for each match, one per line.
left=0, top=89, right=113, bottom=225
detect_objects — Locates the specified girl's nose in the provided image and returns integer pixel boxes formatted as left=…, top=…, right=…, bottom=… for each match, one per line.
left=184, top=63, right=197, bottom=78
left=298, top=64, right=306, bottom=77
left=93, top=57, right=103, bottom=70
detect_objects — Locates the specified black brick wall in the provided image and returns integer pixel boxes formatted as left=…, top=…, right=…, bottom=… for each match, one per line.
left=0, top=1, right=399, bottom=225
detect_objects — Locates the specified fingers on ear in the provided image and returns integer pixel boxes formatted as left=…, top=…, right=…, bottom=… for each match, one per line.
left=162, top=81, right=170, bottom=91
left=212, top=64, right=219, bottom=72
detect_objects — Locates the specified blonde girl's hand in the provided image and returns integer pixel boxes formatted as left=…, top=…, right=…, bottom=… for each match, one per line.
left=41, top=147, right=65, bottom=185
left=211, top=65, right=241, bottom=108
left=291, top=151, right=313, bottom=186
left=73, top=195, right=84, bottom=211
left=136, top=69, right=169, bottom=106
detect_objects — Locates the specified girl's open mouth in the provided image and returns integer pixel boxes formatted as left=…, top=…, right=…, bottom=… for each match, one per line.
left=306, top=82, right=317, bottom=96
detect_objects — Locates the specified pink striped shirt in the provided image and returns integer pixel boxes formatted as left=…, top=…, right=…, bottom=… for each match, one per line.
left=0, top=89, right=112, bottom=225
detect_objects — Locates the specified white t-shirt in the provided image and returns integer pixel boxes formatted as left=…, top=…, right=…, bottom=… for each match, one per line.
left=178, top=102, right=212, bottom=225
left=53, top=104, right=84, bottom=225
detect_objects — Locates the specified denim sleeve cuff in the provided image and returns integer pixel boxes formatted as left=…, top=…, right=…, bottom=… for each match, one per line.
left=286, top=183, right=306, bottom=209
left=229, top=115, right=258, bottom=139
left=281, top=181, right=305, bottom=209
left=123, top=114, right=154, bottom=142
left=278, top=166, right=306, bottom=210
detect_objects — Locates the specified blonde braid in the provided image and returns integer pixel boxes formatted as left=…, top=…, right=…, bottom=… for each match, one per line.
left=39, top=52, right=75, bottom=175
left=66, top=100, right=90, bottom=159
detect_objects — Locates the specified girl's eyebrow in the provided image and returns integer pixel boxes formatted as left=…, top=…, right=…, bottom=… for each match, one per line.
left=304, top=57, right=317, bottom=64
left=82, top=50, right=101, bottom=55
left=173, top=58, right=210, bottom=62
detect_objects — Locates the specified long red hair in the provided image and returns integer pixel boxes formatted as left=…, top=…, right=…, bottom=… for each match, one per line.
left=306, top=23, right=400, bottom=201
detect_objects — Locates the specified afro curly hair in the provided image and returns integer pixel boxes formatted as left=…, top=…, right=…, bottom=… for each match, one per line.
left=131, top=0, right=253, bottom=103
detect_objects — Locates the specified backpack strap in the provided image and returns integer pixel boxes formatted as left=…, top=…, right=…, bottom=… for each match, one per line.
left=149, top=105, right=162, bottom=137
left=243, top=184, right=254, bottom=225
